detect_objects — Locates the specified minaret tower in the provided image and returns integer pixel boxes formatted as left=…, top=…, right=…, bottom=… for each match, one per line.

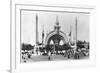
left=75, top=17, right=78, bottom=51
left=36, top=14, right=38, bottom=45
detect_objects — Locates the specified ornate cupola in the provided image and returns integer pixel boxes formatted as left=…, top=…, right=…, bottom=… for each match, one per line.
left=54, top=16, right=61, bottom=33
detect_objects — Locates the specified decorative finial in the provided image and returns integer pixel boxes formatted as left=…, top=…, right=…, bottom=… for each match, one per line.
left=56, top=16, right=59, bottom=25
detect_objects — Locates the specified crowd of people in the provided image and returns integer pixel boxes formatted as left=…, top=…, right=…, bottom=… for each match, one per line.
left=21, top=41, right=89, bottom=62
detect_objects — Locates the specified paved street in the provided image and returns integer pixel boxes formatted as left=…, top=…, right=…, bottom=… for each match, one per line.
left=21, top=54, right=89, bottom=63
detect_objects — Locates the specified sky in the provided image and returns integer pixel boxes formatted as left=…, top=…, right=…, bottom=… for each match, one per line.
left=21, top=10, right=90, bottom=45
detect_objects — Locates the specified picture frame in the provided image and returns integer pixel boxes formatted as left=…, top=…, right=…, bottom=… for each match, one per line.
left=11, top=1, right=96, bottom=73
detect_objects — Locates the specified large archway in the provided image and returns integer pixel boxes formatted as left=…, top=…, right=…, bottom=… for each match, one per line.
left=45, top=30, right=68, bottom=45
left=45, top=16, right=69, bottom=49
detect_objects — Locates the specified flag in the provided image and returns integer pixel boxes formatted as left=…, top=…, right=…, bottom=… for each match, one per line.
left=42, top=24, right=44, bottom=39
left=42, top=31, right=44, bottom=39
left=69, top=31, right=71, bottom=36
left=69, top=24, right=72, bottom=36
left=42, top=25, right=45, bottom=44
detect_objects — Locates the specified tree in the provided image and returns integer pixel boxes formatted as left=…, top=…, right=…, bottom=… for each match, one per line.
left=22, top=43, right=34, bottom=51
left=45, top=44, right=51, bottom=53
left=62, top=43, right=71, bottom=51
left=77, top=40, right=85, bottom=49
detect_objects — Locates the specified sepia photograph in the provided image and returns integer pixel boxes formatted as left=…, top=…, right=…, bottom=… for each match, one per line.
left=21, top=10, right=90, bottom=63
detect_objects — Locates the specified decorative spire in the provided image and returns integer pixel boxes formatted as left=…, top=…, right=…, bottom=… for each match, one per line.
left=56, top=16, right=59, bottom=25
left=54, top=16, right=61, bottom=33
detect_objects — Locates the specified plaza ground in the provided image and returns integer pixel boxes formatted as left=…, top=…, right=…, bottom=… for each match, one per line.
left=21, top=54, right=89, bottom=63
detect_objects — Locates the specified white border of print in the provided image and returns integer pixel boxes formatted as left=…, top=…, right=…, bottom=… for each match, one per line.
left=11, top=2, right=96, bottom=73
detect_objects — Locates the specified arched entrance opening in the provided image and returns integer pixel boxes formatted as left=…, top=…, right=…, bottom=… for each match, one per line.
left=45, top=30, right=68, bottom=45
left=45, top=32, right=69, bottom=54
left=47, top=34, right=66, bottom=46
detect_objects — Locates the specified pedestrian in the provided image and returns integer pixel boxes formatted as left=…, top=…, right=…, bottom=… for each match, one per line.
left=48, top=51, right=51, bottom=60
left=48, top=56, right=51, bottom=60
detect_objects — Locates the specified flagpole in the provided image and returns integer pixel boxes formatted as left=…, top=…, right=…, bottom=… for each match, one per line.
left=70, top=24, right=72, bottom=41
left=69, top=24, right=72, bottom=45
left=42, top=24, right=44, bottom=45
